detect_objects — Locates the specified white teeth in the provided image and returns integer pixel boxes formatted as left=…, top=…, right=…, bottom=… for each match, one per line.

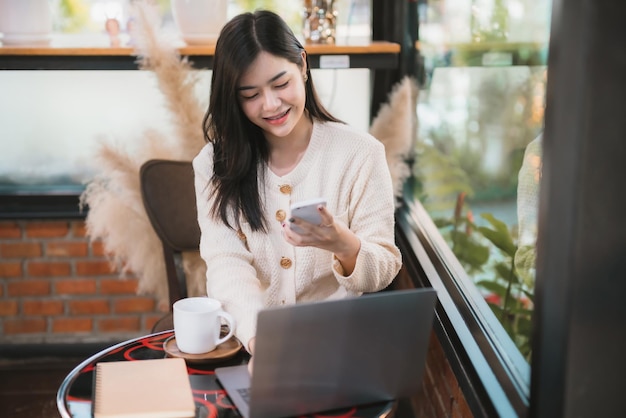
left=267, top=110, right=288, bottom=120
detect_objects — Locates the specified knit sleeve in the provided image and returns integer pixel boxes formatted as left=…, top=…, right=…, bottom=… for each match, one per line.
left=332, top=138, right=402, bottom=291
left=192, top=145, right=263, bottom=352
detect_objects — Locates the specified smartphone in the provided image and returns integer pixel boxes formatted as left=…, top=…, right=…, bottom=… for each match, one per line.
left=289, top=198, right=327, bottom=234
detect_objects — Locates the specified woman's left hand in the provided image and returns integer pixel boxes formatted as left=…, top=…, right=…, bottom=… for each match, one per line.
left=283, top=205, right=360, bottom=274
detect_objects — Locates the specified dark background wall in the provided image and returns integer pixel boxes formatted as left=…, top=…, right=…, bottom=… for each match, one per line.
left=530, top=1, right=626, bottom=417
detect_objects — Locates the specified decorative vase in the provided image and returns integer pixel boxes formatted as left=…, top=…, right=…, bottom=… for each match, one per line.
left=171, top=0, right=228, bottom=45
left=0, top=0, right=53, bottom=46
left=302, top=0, right=337, bottom=44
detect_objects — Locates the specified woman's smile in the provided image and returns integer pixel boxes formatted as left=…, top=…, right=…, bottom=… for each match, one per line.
left=264, top=109, right=291, bottom=125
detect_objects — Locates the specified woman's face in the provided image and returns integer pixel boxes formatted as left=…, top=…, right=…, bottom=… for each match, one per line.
left=237, top=51, right=308, bottom=143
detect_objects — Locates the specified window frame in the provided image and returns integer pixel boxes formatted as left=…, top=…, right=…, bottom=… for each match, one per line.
left=396, top=194, right=529, bottom=417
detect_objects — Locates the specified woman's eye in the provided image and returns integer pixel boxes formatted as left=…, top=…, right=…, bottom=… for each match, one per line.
left=276, top=81, right=289, bottom=89
left=241, top=93, right=258, bottom=100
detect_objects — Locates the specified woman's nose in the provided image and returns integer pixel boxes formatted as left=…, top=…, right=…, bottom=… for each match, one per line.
left=262, top=91, right=280, bottom=110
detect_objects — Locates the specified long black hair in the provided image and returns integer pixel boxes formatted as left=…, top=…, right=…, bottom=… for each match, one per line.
left=202, top=10, right=341, bottom=232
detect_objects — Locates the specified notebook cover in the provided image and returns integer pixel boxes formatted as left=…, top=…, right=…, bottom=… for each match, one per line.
left=93, top=358, right=195, bottom=418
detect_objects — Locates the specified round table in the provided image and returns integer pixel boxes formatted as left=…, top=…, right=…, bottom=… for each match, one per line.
left=56, top=330, right=396, bottom=418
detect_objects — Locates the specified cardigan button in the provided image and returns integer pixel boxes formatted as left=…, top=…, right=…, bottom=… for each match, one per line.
left=280, top=257, right=292, bottom=269
left=275, top=209, right=286, bottom=222
left=279, top=184, right=292, bottom=194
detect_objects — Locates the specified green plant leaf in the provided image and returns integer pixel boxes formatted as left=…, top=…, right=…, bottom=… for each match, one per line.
left=508, top=306, right=533, bottom=316
left=494, top=262, right=520, bottom=284
left=452, top=233, right=490, bottom=271
left=478, top=213, right=517, bottom=257
left=475, top=280, right=508, bottom=297
left=433, top=218, right=454, bottom=228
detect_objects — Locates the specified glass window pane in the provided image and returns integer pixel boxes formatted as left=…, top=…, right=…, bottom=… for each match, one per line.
left=414, top=0, right=551, bottom=362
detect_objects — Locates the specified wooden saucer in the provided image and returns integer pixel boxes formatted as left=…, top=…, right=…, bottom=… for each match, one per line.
left=164, top=334, right=242, bottom=364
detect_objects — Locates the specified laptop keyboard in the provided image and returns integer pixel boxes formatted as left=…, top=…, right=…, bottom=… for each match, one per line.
left=237, top=387, right=251, bottom=405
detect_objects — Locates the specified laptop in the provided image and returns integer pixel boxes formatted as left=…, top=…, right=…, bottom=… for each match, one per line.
left=215, top=288, right=437, bottom=418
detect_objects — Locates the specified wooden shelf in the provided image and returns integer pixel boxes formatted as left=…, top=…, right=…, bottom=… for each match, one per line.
left=0, top=41, right=400, bottom=70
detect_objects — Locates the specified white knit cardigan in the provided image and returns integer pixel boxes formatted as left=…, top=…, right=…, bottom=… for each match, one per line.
left=193, top=121, right=402, bottom=350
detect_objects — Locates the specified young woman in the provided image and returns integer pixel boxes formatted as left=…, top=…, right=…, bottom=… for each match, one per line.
left=193, top=10, right=402, bottom=360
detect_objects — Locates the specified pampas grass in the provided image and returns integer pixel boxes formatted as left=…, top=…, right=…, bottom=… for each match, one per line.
left=81, top=2, right=418, bottom=307
left=369, top=76, right=419, bottom=206
left=80, top=1, right=207, bottom=310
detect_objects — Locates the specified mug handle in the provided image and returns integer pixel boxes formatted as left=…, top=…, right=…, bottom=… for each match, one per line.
left=215, top=311, right=236, bottom=346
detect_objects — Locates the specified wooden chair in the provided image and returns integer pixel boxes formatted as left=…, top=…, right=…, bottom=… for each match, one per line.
left=139, top=159, right=201, bottom=332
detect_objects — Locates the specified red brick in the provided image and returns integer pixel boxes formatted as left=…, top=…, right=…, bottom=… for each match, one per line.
left=27, top=261, right=71, bottom=277
left=98, top=316, right=140, bottom=332
left=7, top=280, right=51, bottom=296
left=55, top=279, right=97, bottom=295
left=430, top=377, right=448, bottom=418
left=22, top=300, right=64, bottom=315
left=0, top=284, right=3, bottom=297
left=114, top=297, right=156, bottom=313
left=445, top=361, right=464, bottom=405
left=455, top=390, right=472, bottom=418
left=419, top=378, right=438, bottom=418
left=0, top=242, right=42, bottom=258
left=0, top=300, right=18, bottom=316
left=91, top=240, right=106, bottom=257
left=46, top=241, right=88, bottom=257
left=0, top=262, right=22, bottom=278
left=25, top=222, right=69, bottom=238
left=71, top=221, right=87, bottom=238
left=100, top=278, right=139, bottom=294
left=68, top=299, right=110, bottom=315
left=0, top=222, right=21, bottom=239
left=450, top=399, right=464, bottom=418
left=434, top=367, right=454, bottom=410
left=75, top=260, right=116, bottom=276
left=4, top=318, right=47, bottom=334
left=53, top=317, right=93, bottom=333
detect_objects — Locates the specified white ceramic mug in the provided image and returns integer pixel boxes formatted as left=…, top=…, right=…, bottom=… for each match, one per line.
left=173, top=297, right=235, bottom=354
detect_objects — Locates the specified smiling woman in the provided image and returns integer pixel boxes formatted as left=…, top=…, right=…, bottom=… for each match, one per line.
left=193, top=9, right=402, bottom=367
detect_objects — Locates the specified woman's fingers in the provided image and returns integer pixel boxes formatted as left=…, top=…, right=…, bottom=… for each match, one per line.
left=247, top=355, right=254, bottom=375
left=288, top=205, right=333, bottom=233
left=316, top=205, right=334, bottom=227
left=247, top=337, right=256, bottom=375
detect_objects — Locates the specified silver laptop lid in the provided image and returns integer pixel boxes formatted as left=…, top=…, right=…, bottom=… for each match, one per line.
left=249, top=288, right=437, bottom=418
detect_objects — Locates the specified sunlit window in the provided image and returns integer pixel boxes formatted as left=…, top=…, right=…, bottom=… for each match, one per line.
left=414, top=0, right=551, bottom=361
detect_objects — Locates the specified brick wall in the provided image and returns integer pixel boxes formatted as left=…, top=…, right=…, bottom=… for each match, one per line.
left=392, top=267, right=473, bottom=418
left=0, top=220, right=165, bottom=344
left=412, top=331, right=474, bottom=418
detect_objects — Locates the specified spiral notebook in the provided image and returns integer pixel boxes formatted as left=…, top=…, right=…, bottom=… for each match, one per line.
left=93, top=358, right=196, bottom=418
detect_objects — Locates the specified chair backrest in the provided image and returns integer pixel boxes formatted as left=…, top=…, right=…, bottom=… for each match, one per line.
left=139, top=159, right=200, bottom=309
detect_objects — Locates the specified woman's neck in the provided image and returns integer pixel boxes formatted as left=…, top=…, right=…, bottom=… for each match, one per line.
left=267, top=117, right=314, bottom=177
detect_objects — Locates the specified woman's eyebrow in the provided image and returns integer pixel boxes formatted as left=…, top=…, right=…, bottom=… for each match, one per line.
left=237, top=71, right=288, bottom=91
